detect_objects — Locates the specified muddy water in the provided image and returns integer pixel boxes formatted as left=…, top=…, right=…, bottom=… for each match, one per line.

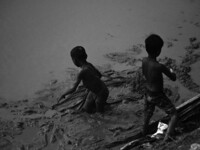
left=15, top=126, right=60, bottom=150
left=0, top=0, right=200, bottom=100
left=15, top=127, right=39, bottom=144
left=190, top=61, right=200, bottom=85
left=0, top=108, right=15, bottom=120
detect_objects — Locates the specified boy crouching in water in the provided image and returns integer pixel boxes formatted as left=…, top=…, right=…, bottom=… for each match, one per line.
left=142, top=34, right=177, bottom=141
left=58, top=46, right=109, bottom=113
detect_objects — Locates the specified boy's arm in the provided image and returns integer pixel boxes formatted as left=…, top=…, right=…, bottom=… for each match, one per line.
left=161, top=64, right=176, bottom=81
left=58, top=72, right=82, bottom=102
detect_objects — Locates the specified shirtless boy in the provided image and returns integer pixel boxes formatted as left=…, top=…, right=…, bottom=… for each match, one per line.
left=142, top=34, right=177, bottom=141
left=58, top=46, right=109, bottom=113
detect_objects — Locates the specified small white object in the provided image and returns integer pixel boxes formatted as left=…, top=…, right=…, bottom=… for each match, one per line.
left=170, top=68, right=173, bottom=73
left=190, top=143, right=200, bottom=150
left=151, top=122, right=168, bottom=138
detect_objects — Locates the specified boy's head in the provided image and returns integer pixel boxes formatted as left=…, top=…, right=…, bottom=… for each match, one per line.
left=145, top=34, right=164, bottom=57
left=70, top=46, right=87, bottom=66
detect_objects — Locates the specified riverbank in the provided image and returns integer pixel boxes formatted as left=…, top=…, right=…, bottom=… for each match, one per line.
left=0, top=37, right=200, bottom=150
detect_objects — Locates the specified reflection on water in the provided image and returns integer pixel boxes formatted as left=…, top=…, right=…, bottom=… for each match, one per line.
left=0, top=0, right=200, bottom=100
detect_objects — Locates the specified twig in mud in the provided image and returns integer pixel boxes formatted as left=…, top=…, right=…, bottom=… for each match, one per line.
left=120, top=137, right=155, bottom=150
left=107, top=99, right=123, bottom=105
left=108, top=124, right=135, bottom=132
left=120, top=138, right=143, bottom=150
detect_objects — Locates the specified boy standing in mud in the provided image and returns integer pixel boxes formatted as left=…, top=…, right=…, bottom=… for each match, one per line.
left=142, top=34, right=177, bottom=141
left=58, top=46, right=109, bottom=113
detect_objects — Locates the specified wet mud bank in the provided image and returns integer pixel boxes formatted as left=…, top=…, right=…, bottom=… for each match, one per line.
left=0, top=38, right=200, bottom=150
left=159, top=37, right=200, bottom=94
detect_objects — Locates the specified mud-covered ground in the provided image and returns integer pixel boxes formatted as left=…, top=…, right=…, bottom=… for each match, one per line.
left=0, top=38, right=200, bottom=150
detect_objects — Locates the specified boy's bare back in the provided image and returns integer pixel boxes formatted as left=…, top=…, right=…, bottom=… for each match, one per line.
left=142, top=57, right=163, bottom=92
left=142, top=57, right=176, bottom=93
left=79, top=62, right=106, bottom=95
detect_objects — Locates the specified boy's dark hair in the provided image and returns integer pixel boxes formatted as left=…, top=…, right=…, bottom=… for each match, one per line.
left=70, top=46, right=87, bottom=61
left=145, top=34, right=164, bottom=56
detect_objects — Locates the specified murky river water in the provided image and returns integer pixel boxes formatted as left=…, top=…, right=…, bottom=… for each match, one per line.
left=0, top=0, right=200, bottom=100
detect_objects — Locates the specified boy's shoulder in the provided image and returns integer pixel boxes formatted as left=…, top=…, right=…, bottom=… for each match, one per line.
left=142, top=57, right=163, bottom=68
left=79, top=65, right=96, bottom=75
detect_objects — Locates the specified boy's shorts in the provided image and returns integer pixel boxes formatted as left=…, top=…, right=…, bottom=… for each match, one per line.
left=83, top=91, right=97, bottom=113
left=144, top=91, right=176, bottom=116
left=83, top=89, right=108, bottom=113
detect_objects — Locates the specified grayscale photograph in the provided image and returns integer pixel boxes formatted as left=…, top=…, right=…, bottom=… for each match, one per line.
left=0, top=0, right=200, bottom=149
